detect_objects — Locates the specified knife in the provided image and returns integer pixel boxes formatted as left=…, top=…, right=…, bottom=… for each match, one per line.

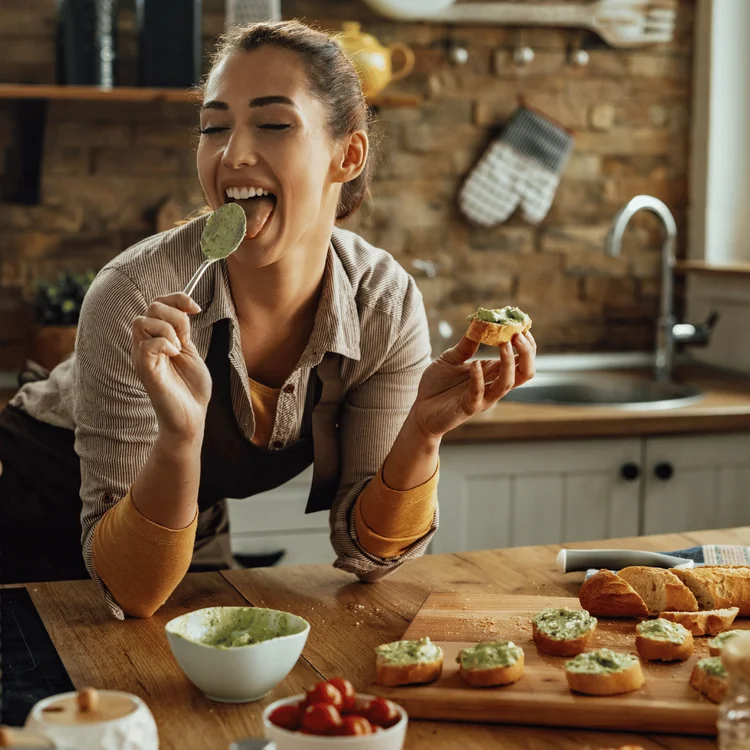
left=557, top=548, right=696, bottom=574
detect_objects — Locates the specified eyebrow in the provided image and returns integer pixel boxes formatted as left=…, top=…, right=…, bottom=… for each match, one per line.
left=201, top=95, right=297, bottom=111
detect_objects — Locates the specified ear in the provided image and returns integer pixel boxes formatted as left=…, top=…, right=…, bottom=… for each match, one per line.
left=332, top=130, right=369, bottom=185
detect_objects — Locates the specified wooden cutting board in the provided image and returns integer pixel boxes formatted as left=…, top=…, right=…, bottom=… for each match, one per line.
left=370, top=590, right=747, bottom=736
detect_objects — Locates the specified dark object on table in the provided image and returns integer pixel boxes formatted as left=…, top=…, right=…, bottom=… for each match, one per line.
left=0, top=588, right=75, bottom=726
left=57, top=0, right=119, bottom=86
left=136, top=0, right=203, bottom=87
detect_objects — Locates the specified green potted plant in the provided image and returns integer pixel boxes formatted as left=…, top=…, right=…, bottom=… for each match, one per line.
left=32, top=270, right=96, bottom=371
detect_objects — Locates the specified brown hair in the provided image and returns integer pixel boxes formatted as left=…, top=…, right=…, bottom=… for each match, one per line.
left=204, top=20, right=374, bottom=221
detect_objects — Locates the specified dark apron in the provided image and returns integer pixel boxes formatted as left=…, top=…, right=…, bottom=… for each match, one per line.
left=0, top=318, right=342, bottom=584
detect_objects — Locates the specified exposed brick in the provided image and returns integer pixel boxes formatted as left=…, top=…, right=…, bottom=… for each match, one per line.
left=0, top=204, right=84, bottom=232
left=93, top=147, right=183, bottom=175
left=47, top=120, right=132, bottom=149
left=468, top=226, right=535, bottom=254
left=44, top=147, right=91, bottom=176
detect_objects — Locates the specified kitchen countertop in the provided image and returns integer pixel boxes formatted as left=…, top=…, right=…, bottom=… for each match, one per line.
left=14, top=527, right=737, bottom=749
left=3, top=364, right=750, bottom=442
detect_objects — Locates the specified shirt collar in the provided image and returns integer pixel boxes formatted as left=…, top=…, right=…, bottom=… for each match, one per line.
left=191, top=221, right=361, bottom=363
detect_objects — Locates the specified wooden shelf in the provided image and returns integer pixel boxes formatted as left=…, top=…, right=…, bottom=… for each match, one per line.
left=676, top=259, right=750, bottom=278
left=0, top=83, right=421, bottom=108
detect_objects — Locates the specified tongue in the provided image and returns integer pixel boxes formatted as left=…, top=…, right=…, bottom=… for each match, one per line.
left=240, top=196, right=275, bottom=239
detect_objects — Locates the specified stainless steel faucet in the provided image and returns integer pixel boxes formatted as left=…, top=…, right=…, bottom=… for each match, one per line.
left=605, top=195, right=719, bottom=382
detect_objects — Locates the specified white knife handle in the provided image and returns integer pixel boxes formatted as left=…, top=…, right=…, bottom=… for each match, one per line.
left=557, top=548, right=693, bottom=573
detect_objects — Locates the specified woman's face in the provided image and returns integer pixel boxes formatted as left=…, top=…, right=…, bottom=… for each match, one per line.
left=197, top=47, right=354, bottom=268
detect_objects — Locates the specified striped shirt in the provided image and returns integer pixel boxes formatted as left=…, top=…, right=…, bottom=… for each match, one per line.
left=11, top=215, right=438, bottom=618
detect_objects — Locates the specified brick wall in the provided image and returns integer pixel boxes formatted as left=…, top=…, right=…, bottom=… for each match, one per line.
left=0, top=0, right=694, bottom=368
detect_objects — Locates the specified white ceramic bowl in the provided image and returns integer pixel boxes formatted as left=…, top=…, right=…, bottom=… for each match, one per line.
left=165, top=606, right=310, bottom=703
left=263, top=693, right=408, bottom=750
left=362, top=0, right=455, bottom=21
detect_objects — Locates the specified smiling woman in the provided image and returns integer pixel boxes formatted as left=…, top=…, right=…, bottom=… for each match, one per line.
left=0, top=21, right=536, bottom=619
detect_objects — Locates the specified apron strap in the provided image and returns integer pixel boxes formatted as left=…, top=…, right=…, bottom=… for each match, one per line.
left=305, top=352, right=344, bottom=514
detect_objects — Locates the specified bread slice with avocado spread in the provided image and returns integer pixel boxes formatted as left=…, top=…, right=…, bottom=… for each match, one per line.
left=532, top=607, right=597, bottom=657
left=374, top=636, right=444, bottom=687
left=457, top=641, right=525, bottom=687
left=565, top=649, right=645, bottom=696
left=690, top=656, right=728, bottom=703
left=635, top=618, right=693, bottom=662
left=465, top=306, right=532, bottom=347
left=709, top=629, right=745, bottom=656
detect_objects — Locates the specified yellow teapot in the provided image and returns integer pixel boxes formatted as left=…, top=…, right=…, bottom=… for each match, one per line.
left=337, top=21, right=415, bottom=99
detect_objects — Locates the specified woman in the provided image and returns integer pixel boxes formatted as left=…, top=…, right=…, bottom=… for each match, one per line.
left=0, top=21, right=536, bottom=619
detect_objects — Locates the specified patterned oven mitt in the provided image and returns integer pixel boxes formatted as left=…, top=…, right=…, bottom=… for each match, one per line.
left=459, top=105, right=574, bottom=227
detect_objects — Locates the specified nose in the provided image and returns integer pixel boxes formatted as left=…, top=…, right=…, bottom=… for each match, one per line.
left=221, top=128, right=259, bottom=169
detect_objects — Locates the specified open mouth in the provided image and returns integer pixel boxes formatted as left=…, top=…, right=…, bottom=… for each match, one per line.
left=224, top=186, right=277, bottom=240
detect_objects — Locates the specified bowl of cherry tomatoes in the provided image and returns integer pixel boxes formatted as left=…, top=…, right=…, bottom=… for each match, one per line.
left=263, top=677, right=407, bottom=749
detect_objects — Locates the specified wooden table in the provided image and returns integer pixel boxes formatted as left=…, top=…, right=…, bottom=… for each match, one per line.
left=18, top=528, right=749, bottom=749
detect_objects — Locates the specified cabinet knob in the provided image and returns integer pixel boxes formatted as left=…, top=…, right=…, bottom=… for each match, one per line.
left=620, top=463, right=640, bottom=481
left=654, top=462, right=674, bottom=481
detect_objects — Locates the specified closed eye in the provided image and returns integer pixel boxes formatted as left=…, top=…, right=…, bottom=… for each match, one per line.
left=260, top=124, right=291, bottom=131
left=200, top=126, right=229, bottom=135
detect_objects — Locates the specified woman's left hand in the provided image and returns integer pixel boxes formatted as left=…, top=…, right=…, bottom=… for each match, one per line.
left=409, top=332, right=537, bottom=441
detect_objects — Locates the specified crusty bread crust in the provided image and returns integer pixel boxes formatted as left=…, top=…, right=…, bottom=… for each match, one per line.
left=459, top=652, right=525, bottom=687
left=660, top=607, right=739, bottom=636
left=532, top=620, right=596, bottom=657
left=579, top=569, right=649, bottom=618
left=635, top=630, right=693, bottom=662
left=565, top=659, right=644, bottom=696
left=690, top=663, right=728, bottom=703
left=617, top=566, right=698, bottom=615
left=375, top=654, right=443, bottom=687
left=672, top=567, right=750, bottom=616
left=465, top=318, right=532, bottom=347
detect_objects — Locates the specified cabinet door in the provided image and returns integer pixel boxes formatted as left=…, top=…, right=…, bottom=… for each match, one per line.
left=432, top=439, right=642, bottom=554
left=643, top=433, right=750, bottom=535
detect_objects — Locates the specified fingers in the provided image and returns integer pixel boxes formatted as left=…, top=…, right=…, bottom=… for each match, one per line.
left=442, top=336, right=480, bottom=365
left=526, top=330, right=537, bottom=354
left=154, top=293, right=202, bottom=315
left=485, top=342, right=516, bottom=403
left=132, top=317, right=183, bottom=353
left=513, top=333, right=536, bottom=386
left=135, top=336, right=181, bottom=363
left=139, top=295, right=199, bottom=348
left=465, top=359, right=484, bottom=413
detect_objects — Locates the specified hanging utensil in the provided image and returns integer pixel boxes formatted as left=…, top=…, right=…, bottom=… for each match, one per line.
left=183, top=204, right=247, bottom=298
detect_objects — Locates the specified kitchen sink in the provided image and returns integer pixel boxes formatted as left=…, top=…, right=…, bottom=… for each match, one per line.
left=502, top=372, right=703, bottom=411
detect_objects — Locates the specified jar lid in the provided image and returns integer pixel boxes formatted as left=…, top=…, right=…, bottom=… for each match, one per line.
left=37, top=689, right=137, bottom=727
left=722, top=632, right=750, bottom=680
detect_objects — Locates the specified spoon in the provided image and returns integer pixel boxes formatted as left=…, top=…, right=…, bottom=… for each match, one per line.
left=183, top=203, right=247, bottom=298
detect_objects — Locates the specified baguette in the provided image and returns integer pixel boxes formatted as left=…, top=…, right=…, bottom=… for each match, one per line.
left=672, top=566, right=750, bottom=616
left=617, top=566, right=698, bottom=615
left=660, top=607, right=739, bottom=636
left=690, top=657, right=728, bottom=703
left=374, top=636, right=444, bottom=687
left=635, top=618, right=693, bottom=662
left=532, top=607, right=597, bottom=657
left=457, top=641, right=524, bottom=687
left=564, top=649, right=644, bottom=696
left=465, top=307, right=532, bottom=347
left=579, top=569, right=649, bottom=618
left=708, top=629, right=745, bottom=656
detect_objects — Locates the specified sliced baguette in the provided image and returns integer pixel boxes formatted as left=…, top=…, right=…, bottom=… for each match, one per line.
left=457, top=642, right=525, bottom=687
left=690, top=657, right=728, bottom=703
left=579, top=569, right=649, bottom=618
left=465, top=317, right=532, bottom=346
left=532, top=608, right=597, bottom=657
left=672, top=566, right=750, bottom=616
left=660, top=607, right=739, bottom=636
left=565, top=649, right=644, bottom=696
left=374, top=637, right=444, bottom=687
left=709, top=629, right=745, bottom=656
left=617, top=566, right=698, bottom=615
left=635, top=619, right=693, bottom=662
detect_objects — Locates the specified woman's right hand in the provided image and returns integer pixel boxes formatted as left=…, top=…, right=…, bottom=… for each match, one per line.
left=131, top=293, right=212, bottom=441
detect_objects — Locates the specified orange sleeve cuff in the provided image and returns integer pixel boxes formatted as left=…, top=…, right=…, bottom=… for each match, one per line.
left=92, top=491, right=198, bottom=618
left=354, top=462, right=438, bottom=559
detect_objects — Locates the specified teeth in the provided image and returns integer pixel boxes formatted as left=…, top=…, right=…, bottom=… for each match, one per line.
left=224, top=186, right=272, bottom=200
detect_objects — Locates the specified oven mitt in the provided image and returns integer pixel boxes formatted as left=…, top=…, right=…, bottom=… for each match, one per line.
left=459, top=105, right=574, bottom=226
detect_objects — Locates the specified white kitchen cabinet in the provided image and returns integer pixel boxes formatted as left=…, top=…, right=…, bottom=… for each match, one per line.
left=642, top=433, right=750, bottom=535
left=431, top=439, right=642, bottom=554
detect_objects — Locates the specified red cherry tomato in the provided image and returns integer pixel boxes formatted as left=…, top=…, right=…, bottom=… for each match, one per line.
left=327, top=678, right=356, bottom=713
left=301, top=703, right=343, bottom=735
left=332, top=715, right=374, bottom=736
left=268, top=703, right=301, bottom=731
left=303, top=681, right=343, bottom=709
left=364, top=697, right=401, bottom=728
